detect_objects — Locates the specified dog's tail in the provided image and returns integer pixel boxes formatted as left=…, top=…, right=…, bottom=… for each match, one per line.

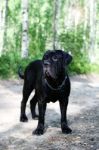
left=18, top=67, right=24, bottom=79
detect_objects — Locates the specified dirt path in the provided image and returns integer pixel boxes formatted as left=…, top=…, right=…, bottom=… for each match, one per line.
left=0, top=75, right=99, bottom=150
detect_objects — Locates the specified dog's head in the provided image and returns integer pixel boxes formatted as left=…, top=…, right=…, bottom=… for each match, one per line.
left=42, top=50, right=72, bottom=79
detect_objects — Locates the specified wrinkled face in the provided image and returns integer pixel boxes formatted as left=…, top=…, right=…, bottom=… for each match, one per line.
left=43, top=50, right=72, bottom=79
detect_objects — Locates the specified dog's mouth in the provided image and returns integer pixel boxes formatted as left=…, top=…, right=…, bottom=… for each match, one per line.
left=43, top=63, right=64, bottom=80
left=45, top=71, right=50, bottom=77
left=44, top=70, right=57, bottom=80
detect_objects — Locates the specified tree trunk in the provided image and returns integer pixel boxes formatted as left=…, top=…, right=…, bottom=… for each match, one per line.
left=53, top=0, right=61, bottom=50
left=89, top=0, right=96, bottom=62
left=0, top=7, right=3, bottom=56
left=64, top=0, right=69, bottom=29
left=21, top=0, right=29, bottom=58
left=0, top=0, right=8, bottom=56
left=83, top=0, right=89, bottom=51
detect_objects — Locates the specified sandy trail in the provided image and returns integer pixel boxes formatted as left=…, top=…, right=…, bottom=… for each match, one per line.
left=0, top=74, right=99, bottom=150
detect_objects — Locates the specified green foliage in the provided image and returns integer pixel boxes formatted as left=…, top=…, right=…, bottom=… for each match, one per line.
left=28, top=0, right=53, bottom=54
left=59, top=25, right=91, bottom=74
left=3, top=0, right=22, bottom=53
left=0, top=50, right=98, bottom=78
left=0, top=0, right=99, bottom=78
left=69, top=53, right=91, bottom=74
left=0, top=51, right=20, bottom=78
left=90, top=63, right=99, bottom=73
left=0, top=50, right=44, bottom=78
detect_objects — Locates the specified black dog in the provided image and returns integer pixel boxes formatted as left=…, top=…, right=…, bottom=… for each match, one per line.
left=19, top=50, right=72, bottom=135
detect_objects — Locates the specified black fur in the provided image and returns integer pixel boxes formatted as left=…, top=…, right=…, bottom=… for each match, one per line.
left=19, top=50, right=72, bottom=135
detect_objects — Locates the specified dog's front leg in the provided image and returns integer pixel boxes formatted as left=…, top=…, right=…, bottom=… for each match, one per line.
left=33, top=101, right=46, bottom=135
left=59, top=98, right=72, bottom=134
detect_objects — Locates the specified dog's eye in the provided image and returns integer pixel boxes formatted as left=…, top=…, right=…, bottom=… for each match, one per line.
left=52, top=56, right=57, bottom=61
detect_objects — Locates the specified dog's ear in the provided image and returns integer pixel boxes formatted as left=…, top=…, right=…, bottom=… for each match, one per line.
left=63, top=51, right=72, bottom=65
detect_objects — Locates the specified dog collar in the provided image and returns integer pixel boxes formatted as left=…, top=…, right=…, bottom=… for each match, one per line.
left=45, top=76, right=67, bottom=91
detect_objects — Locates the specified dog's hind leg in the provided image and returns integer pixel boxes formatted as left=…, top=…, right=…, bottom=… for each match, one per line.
left=20, top=82, right=33, bottom=122
left=30, top=94, right=38, bottom=119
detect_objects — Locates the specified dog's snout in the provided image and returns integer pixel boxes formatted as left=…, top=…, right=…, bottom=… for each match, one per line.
left=44, top=60, right=50, bottom=66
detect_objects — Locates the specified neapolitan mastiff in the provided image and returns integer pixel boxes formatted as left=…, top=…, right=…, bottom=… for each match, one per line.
left=19, top=50, right=72, bottom=135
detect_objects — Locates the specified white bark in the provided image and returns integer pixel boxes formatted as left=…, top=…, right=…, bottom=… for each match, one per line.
left=53, top=0, right=61, bottom=50
left=64, top=1, right=76, bottom=29
left=21, top=0, right=29, bottom=58
left=64, top=0, right=69, bottom=29
left=0, top=0, right=8, bottom=56
left=0, top=7, right=3, bottom=56
left=89, top=0, right=96, bottom=62
left=83, top=0, right=89, bottom=51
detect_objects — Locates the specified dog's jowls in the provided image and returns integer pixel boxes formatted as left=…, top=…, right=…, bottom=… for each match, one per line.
left=19, top=50, right=72, bottom=135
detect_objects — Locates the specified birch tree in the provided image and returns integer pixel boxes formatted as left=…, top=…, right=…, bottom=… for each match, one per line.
left=0, top=4, right=3, bottom=56
left=64, top=0, right=69, bottom=29
left=83, top=0, right=89, bottom=51
left=89, top=0, right=96, bottom=62
left=21, top=0, right=29, bottom=58
left=53, top=0, right=61, bottom=50
left=0, top=0, right=8, bottom=56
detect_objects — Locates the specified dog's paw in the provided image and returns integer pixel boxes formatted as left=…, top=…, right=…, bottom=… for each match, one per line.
left=33, top=124, right=44, bottom=135
left=33, top=128, right=44, bottom=135
left=20, top=115, right=28, bottom=122
left=61, top=123, right=72, bottom=134
left=62, top=126, right=72, bottom=134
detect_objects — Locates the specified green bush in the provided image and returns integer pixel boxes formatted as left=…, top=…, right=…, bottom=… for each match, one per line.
left=0, top=49, right=45, bottom=78
left=0, top=51, right=19, bottom=78
left=0, top=49, right=98, bottom=78
left=0, top=25, right=96, bottom=78
left=69, top=53, right=91, bottom=74
left=59, top=25, right=91, bottom=74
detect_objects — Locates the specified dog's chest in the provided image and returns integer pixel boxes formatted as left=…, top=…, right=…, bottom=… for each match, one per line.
left=44, top=89, right=64, bottom=103
left=40, top=76, right=70, bottom=103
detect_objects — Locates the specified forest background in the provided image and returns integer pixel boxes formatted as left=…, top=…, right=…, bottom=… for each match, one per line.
left=0, top=0, right=99, bottom=78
